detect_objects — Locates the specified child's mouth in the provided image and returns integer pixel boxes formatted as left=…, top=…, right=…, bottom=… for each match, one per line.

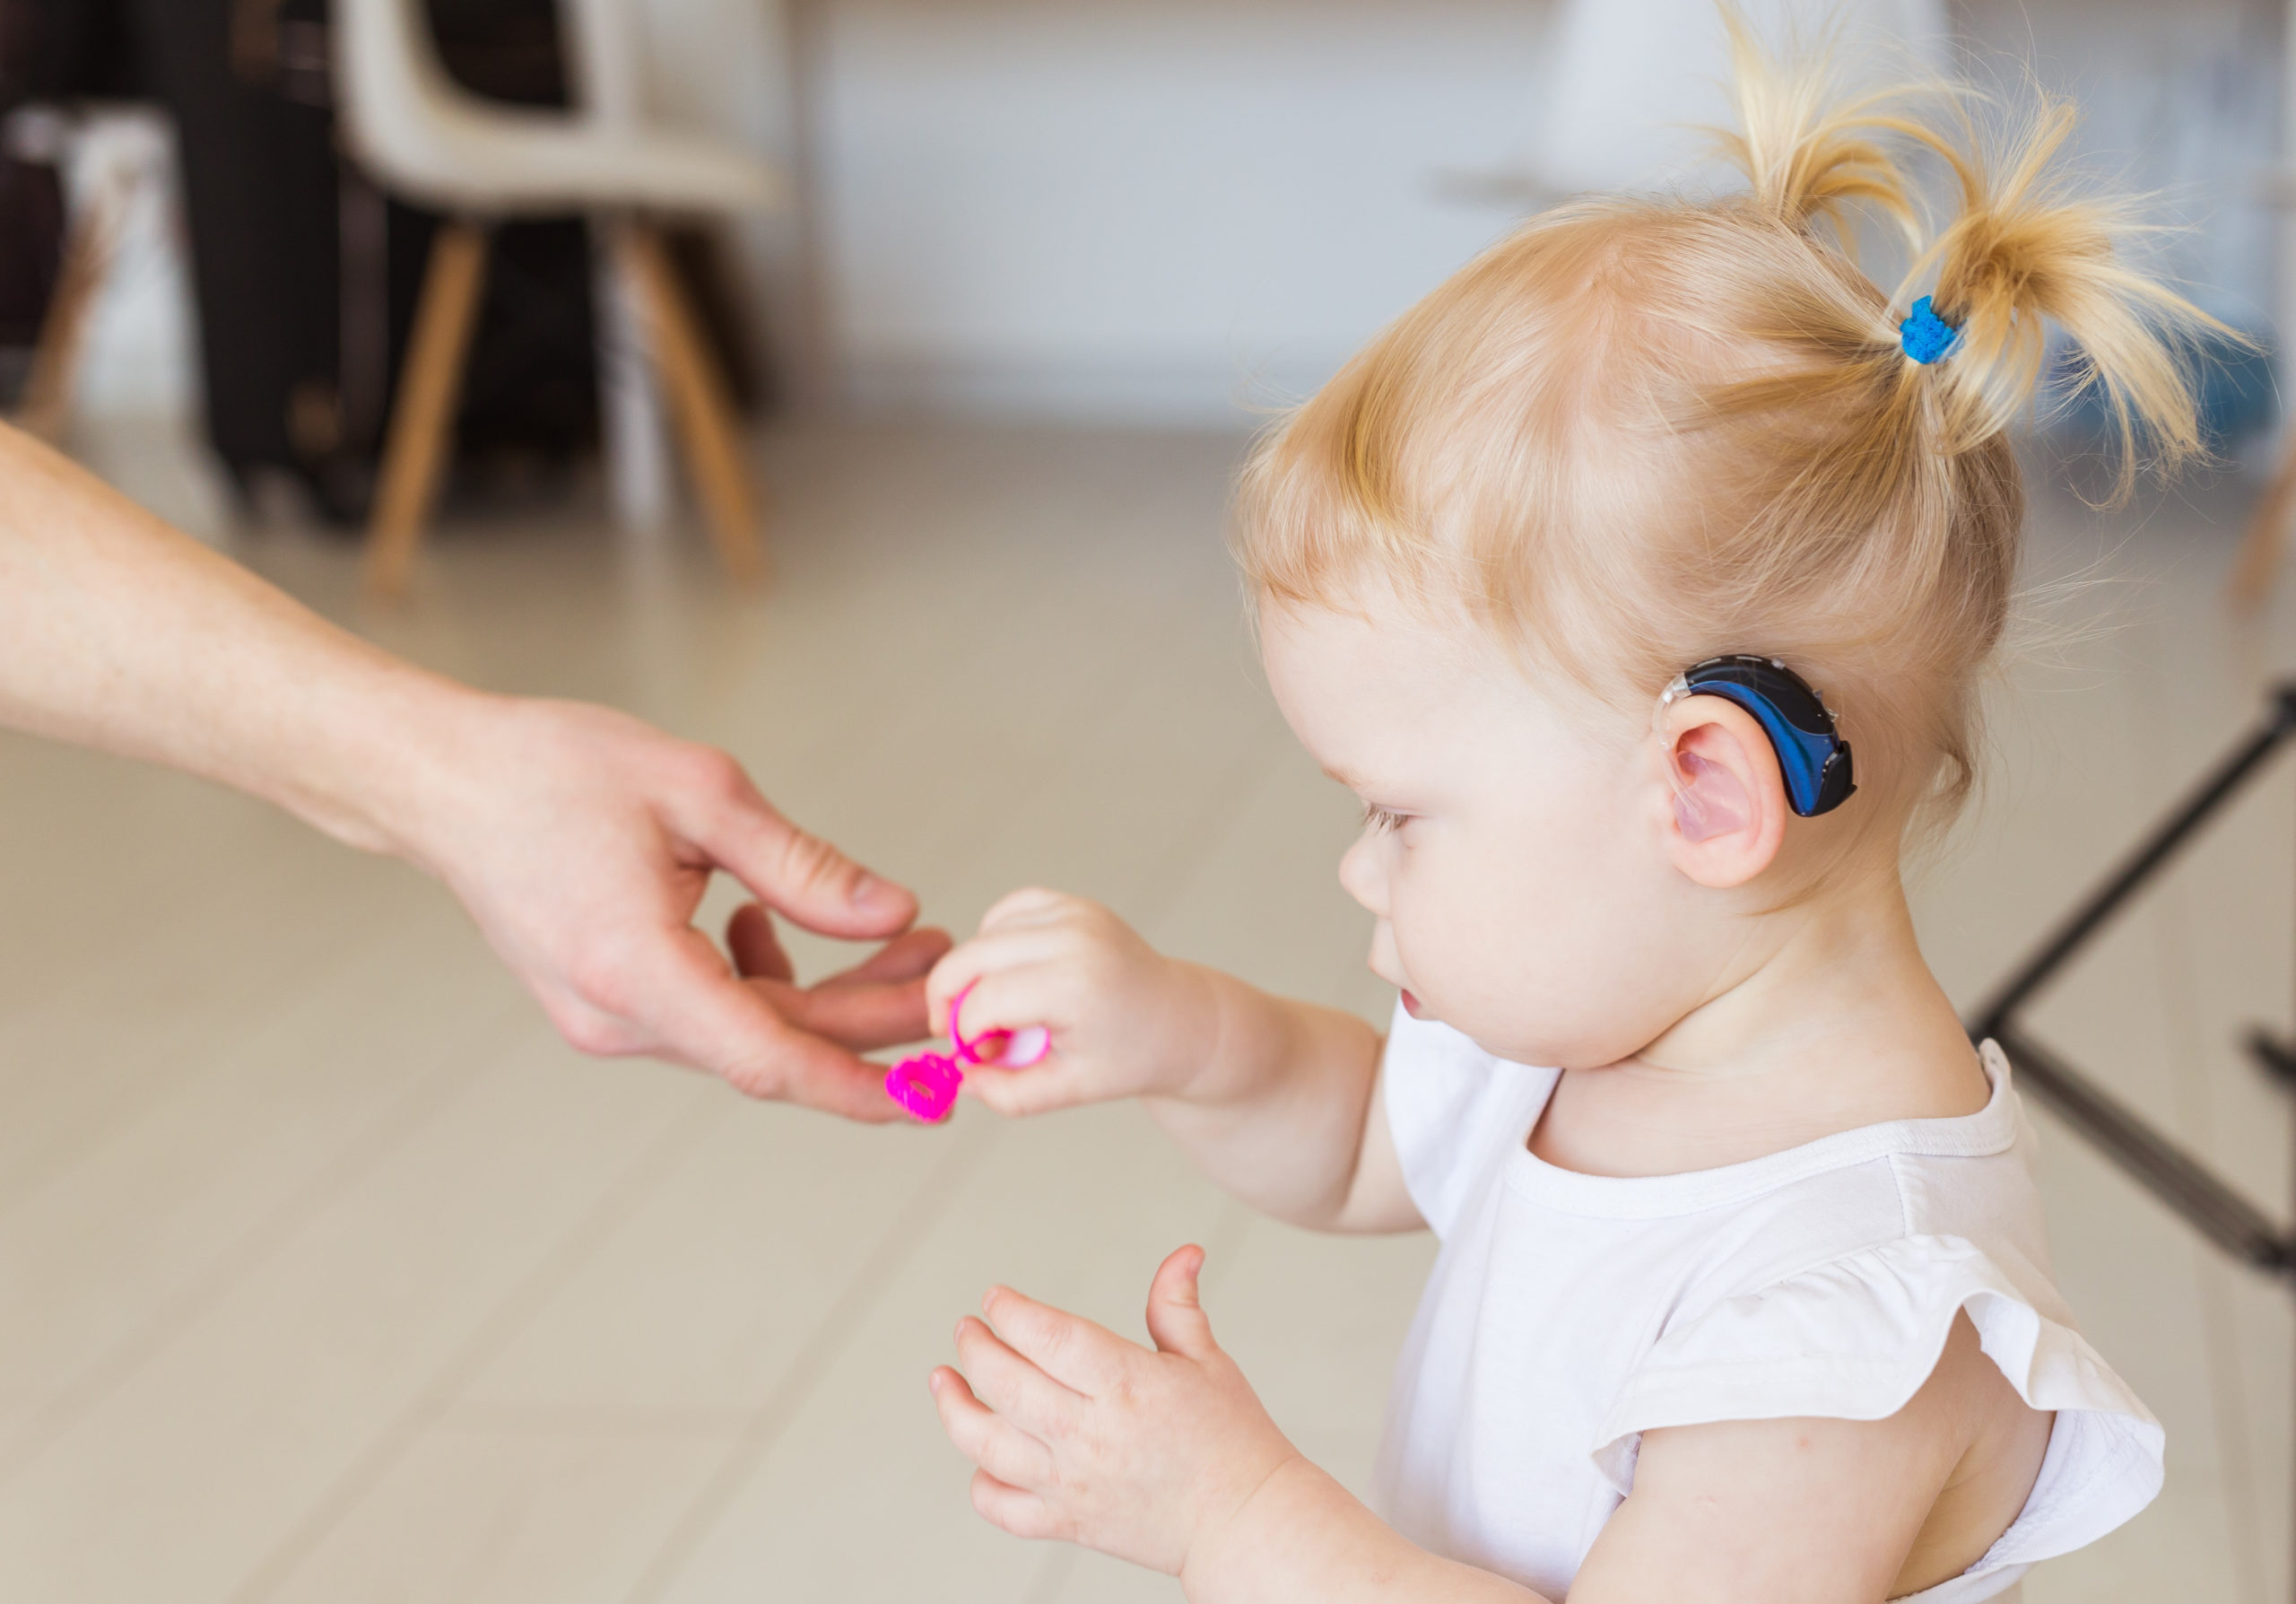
left=1401, top=989, right=1423, bottom=1017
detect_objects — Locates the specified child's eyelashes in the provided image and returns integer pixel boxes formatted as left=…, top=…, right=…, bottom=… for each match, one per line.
left=1362, top=803, right=1413, bottom=835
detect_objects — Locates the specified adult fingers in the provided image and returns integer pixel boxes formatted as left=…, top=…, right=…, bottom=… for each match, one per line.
left=929, top=1367, right=1056, bottom=1490
left=817, top=926, right=954, bottom=989
left=725, top=902, right=796, bottom=982
left=747, top=971, right=935, bottom=1054
left=722, top=1016, right=903, bottom=1120
left=1144, top=1244, right=1215, bottom=1359
left=726, top=912, right=949, bottom=994
left=980, top=1285, right=1130, bottom=1396
left=954, top=1315, right=1083, bottom=1435
left=720, top=923, right=949, bottom=1052
left=682, top=763, right=918, bottom=940
left=970, top=1468, right=1065, bottom=1542
left=633, top=933, right=903, bottom=1121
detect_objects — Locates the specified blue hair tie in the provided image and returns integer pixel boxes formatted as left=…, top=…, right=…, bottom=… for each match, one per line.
left=1899, top=295, right=1960, bottom=365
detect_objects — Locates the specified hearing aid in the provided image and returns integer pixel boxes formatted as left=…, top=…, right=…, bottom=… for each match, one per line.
left=1654, top=655, right=1857, bottom=818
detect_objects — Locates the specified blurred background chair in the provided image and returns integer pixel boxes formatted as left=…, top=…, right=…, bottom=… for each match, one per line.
left=0, top=105, right=160, bottom=443
left=333, top=0, right=777, bottom=595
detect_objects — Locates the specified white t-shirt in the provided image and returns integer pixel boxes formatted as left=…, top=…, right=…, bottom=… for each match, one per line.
left=1370, top=1003, right=2163, bottom=1602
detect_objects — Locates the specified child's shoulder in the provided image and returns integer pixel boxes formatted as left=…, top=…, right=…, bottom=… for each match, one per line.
left=1382, top=1003, right=2046, bottom=1248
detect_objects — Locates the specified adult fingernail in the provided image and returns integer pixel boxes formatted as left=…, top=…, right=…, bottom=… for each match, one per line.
left=849, top=872, right=897, bottom=909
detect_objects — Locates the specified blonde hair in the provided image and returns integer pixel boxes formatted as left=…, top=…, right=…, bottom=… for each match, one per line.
left=1236, top=21, right=2220, bottom=850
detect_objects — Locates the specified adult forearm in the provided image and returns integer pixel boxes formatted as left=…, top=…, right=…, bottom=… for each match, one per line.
left=1184, top=1458, right=1545, bottom=1604
left=1143, top=966, right=1383, bottom=1229
left=0, top=424, right=466, bottom=858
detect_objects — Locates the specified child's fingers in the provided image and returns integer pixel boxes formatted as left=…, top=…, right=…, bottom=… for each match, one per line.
left=1144, top=1244, right=1216, bottom=1359
left=933, top=961, right=1073, bottom=1062
left=953, top=1316, right=1083, bottom=1434
left=931, top=1366, right=1057, bottom=1490
left=961, top=1058, right=1097, bottom=1119
left=970, top=1468, right=1065, bottom=1542
left=925, top=937, right=1070, bottom=1036
left=981, top=1286, right=1130, bottom=1395
left=976, top=885, right=1083, bottom=934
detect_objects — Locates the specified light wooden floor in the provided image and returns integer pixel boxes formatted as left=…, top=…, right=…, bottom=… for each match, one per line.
left=2, top=418, right=2292, bottom=1602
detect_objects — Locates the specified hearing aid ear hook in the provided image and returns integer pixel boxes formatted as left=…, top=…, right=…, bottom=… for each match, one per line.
left=1655, top=656, right=1857, bottom=824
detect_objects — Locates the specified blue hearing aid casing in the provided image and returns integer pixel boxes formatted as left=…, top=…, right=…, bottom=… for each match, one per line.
left=1671, top=655, right=1857, bottom=818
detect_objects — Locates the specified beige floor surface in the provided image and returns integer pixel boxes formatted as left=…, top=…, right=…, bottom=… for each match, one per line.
left=1, top=417, right=2292, bottom=1601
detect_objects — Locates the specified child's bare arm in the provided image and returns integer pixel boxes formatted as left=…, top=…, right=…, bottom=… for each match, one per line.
left=933, top=1252, right=2013, bottom=1604
left=926, top=890, right=1418, bottom=1232
left=1144, top=964, right=1416, bottom=1232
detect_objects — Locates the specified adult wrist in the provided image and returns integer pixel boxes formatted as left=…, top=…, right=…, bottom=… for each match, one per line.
left=262, top=652, right=497, bottom=872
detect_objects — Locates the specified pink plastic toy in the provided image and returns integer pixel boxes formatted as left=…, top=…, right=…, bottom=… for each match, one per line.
left=884, top=982, right=1049, bottom=1122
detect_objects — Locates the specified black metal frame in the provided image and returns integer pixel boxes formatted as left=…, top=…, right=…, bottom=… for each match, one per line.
left=1966, top=681, right=2296, bottom=1596
left=1967, top=682, right=2296, bottom=1279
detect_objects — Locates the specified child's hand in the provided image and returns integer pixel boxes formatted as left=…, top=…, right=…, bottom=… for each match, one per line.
left=929, top=1246, right=1302, bottom=1577
left=926, top=889, right=1217, bottom=1113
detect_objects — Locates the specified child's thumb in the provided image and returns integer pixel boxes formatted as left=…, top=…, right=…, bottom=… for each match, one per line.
left=1145, top=1244, right=1214, bottom=1358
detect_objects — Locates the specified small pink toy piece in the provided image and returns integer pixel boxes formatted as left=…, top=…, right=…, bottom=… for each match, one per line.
left=884, top=983, right=1050, bottom=1122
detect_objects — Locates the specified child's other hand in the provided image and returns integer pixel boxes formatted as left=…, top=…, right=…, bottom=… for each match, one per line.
left=929, top=1246, right=1301, bottom=1577
left=926, top=889, right=1214, bottom=1113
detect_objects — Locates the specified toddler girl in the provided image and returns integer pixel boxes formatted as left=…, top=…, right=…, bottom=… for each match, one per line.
left=922, top=26, right=2205, bottom=1602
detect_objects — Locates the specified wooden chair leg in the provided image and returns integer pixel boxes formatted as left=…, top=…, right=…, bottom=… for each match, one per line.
left=617, top=225, right=766, bottom=584
left=15, top=196, right=116, bottom=444
left=2229, top=423, right=2296, bottom=614
left=364, top=221, right=490, bottom=597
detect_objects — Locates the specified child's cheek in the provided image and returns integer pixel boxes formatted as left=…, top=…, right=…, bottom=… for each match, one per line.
left=1386, top=875, right=1500, bottom=1029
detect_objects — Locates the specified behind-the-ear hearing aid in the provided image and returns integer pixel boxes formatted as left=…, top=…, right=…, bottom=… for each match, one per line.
left=1655, top=655, right=1857, bottom=818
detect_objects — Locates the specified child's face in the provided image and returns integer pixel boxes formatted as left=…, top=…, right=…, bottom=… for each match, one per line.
left=1261, top=595, right=1711, bottom=1069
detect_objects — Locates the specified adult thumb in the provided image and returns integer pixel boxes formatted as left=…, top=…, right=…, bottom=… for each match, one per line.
left=692, top=771, right=917, bottom=940
left=1145, top=1244, right=1215, bottom=1358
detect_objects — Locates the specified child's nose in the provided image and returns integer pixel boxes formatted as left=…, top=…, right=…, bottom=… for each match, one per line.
left=1338, top=834, right=1387, bottom=915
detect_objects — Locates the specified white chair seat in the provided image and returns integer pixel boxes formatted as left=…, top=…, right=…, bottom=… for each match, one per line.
left=335, top=0, right=782, bottom=218
left=354, top=101, right=782, bottom=217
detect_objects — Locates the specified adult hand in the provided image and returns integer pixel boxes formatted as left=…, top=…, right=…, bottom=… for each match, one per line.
left=0, top=425, right=945, bottom=1116
left=405, top=694, right=948, bottom=1120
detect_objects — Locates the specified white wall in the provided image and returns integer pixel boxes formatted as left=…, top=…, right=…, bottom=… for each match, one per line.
left=798, top=0, right=2284, bottom=425
left=810, top=0, right=1553, bottom=423
left=1952, top=0, right=2281, bottom=333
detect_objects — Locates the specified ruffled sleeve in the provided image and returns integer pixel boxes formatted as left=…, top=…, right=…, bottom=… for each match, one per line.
left=1590, top=1234, right=2163, bottom=1577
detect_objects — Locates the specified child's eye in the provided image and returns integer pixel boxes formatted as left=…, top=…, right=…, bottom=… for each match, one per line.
left=1362, top=804, right=1411, bottom=834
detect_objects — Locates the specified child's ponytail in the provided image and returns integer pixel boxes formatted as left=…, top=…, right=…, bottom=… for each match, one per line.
left=1719, top=13, right=2223, bottom=501
left=1917, top=97, right=2221, bottom=495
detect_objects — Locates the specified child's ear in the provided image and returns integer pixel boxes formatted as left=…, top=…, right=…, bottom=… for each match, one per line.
left=1657, top=700, right=1788, bottom=888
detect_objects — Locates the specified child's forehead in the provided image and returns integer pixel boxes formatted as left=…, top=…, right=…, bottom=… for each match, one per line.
left=1257, top=589, right=1591, bottom=695
left=1257, top=591, right=1487, bottom=684
left=1257, top=596, right=1609, bottom=756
